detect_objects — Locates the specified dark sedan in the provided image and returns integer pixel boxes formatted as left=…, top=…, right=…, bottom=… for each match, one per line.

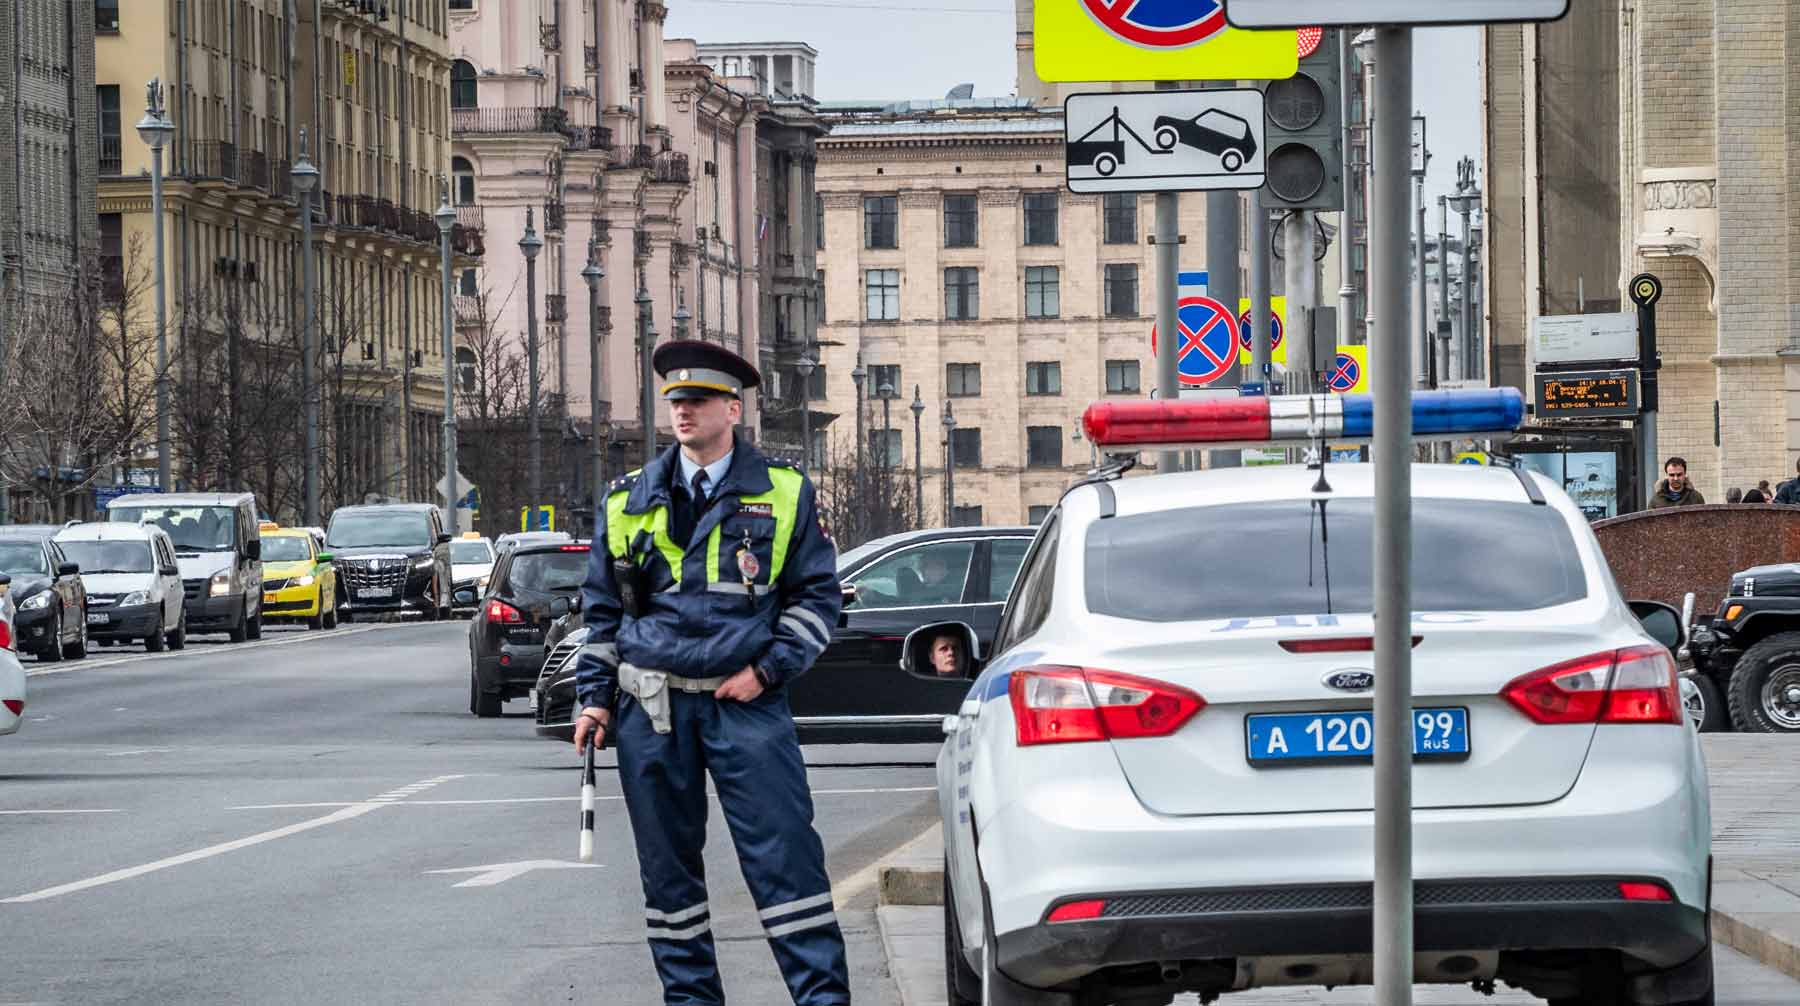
left=468, top=539, right=590, bottom=718
left=0, top=532, right=89, bottom=662
left=531, top=526, right=1038, bottom=744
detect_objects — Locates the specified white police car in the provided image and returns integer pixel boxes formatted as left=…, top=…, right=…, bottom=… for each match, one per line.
left=907, top=390, right=1712, bottom=1006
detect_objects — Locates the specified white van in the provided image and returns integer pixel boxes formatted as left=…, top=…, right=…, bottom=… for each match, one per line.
left=54, top=522, right=187, bottom=651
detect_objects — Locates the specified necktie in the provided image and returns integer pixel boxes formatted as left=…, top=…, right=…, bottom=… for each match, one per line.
left=689, top=470, right=712, bottom=530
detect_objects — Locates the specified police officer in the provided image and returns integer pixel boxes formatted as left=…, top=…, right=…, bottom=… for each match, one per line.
left=570, top=340, right=848, bottom=1006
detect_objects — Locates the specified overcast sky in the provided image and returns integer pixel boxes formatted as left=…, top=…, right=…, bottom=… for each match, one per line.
left=666, top=2, right=1481, bottom=203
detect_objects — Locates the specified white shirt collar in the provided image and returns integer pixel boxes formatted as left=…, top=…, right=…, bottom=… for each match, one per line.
left=677, top=448, right=733, bottom=497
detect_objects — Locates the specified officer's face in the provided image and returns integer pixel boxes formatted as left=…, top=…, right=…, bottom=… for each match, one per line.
left=670, top=393, right=741, bottom=452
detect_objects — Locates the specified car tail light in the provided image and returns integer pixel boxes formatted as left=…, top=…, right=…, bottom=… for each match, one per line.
left=486, top=598, right=524, bottom=624
left=1618, top=881, right=1672, bottom=902
left=1046, top=899, right=1107, bottom=923
left=2, top=699, right=21, bottom=716
left=0, top=619, right=11, bottom=651
left=1009, top=666, right=1204, bottom=746
left=1278, top=635, right=1421, bottom=653
left=559, top=545, right=590, bottom=552
left=1501, top=645, right=1681, bottom=726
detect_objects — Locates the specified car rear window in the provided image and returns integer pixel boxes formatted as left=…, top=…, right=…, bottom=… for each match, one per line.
left=508, top=550, right=590, bottom=593
left=1084, top=498, right=1589, bottom=623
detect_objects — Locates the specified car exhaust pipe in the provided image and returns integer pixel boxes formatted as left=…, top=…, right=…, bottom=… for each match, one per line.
left=1159, top=962, right=1183, bottom=983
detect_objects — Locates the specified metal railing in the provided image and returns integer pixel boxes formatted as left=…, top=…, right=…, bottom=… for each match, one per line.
left=652, top=151, right=690, bottom=184
left=611, top=144, right=653, bottom=170
left=241, top=149, right=270, bottom=191
left=453, top=224, right=485, bottom=257
left=452, top=106, right=568, bottom=136
left=99, top=136, right=122, bottom=176
left=270, top=158, right=292, bottom=200
left=456, top=204, right=484, bottom=230
left=565, top=124, right=613, bottom=151
left=454, top=294, right=483, bottom=325
left=185, top=140, right=239, bottom=182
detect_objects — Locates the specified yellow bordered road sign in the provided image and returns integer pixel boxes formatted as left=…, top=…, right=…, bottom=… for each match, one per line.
left=1036, top=1, right=1297, bottom=83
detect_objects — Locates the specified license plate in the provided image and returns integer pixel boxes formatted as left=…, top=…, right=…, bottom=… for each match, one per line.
left=360, top=587, right=394, bottom=600
left=1246, top=707, right=1470, bottom=766
left=263, top=593, right=278, bottom=604
left=86, top=613, right=110, bottom=625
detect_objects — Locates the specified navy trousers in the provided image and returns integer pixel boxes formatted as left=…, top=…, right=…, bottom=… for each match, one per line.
left=614, top=686, right=850, bottom=1005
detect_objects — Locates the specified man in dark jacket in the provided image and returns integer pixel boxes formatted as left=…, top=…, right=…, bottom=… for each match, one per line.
left=1650, top=456, right=1706, bottom=508
left=1774, top=460, right=1800, bottom=505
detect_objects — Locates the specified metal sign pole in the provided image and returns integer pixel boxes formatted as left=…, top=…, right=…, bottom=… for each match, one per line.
left=1153, top=91, right=1182, bottom=474
left=1249, top=187, right=1271, bottom=387
left=1206, top=80, right=1242, bottom=470
left=1371, top=24, right=1415, bottom=1006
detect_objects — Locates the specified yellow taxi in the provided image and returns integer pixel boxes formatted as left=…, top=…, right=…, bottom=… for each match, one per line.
left=258, top=526, right=339, bottom=630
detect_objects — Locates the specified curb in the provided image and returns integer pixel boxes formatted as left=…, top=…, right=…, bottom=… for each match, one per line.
left=1710, top=867, right=1800, bottom=983
left=876, top=822, right=945, bottom=907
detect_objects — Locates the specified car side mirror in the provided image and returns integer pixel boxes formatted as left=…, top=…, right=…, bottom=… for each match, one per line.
left=316, top=552, right=333, bottom=563
left=58, top=562, right=80, bottom=577
left=550, top=596, right=573, bottom=618
left=244, top=539, right=261, bottom=561
left=901, top=621, right=983, bottom=682
left=438, top=533, right=453, bottom=545
left=160, top=564, right=179, bottom=576
left=1628, top=599, right=1685, bottom=652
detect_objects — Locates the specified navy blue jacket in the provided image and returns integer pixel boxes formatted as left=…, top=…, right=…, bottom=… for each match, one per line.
left=573, top=438, right=841, bottom=711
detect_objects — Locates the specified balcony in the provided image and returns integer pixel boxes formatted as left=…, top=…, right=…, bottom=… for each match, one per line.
left=452, top=106, right=568, bottom=136
left=545, top=293, right=567, bottom=323
left=593, top=217, right=611, bottom=244
left=455, top=204, right=484, bottom=231
left=453, top=224, right=486, bottom=257
left=565, top=125, right=613, bottom=152
left=544, top=201, right=566, bottom=233
left=185, top=140, right=239, bottom=183
left=454, top=294, right=483, bottom=326
left=270, top=158, right=292, bottom=200
left=634, top=229, right=652, bottom=259
left=610, top=144, right=653, bottom=171
left=540, top=20, right=560, bottom=50
left=98, top=136, right=121, bottom=176
left=585, top=45, right=598, bottom=72
left=652, top=151, right=690, bottom=185
left=241, top=149, right=271, bottom=191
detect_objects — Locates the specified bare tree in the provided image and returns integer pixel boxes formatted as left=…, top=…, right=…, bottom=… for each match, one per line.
left=453, top=279, right=536, bottom=535
left=810, top=429, right=916, bottom=551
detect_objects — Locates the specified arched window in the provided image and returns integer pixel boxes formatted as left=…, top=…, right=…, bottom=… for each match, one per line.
left=451, top=60, right=478, bottom=110
left=452, top=156, right=475, bottom=205
left=455, top=347, right=477, bottom=393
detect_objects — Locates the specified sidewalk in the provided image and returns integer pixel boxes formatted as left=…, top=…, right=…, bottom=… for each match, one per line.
left=874, top=735, right=1800, bottom=1006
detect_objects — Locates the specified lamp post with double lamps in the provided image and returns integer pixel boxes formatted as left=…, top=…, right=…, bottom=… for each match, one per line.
left=137, top=78, right=176, bottom=494
left=291, top=130, right=321, bottom=525
left=519, top=210, right=545, bottom=524
left=794, top=354, right=815, bottom=468
left=942, top=400, right=956, bottom=524
left=581, top=240, right=606, bottom=516
left=909, top=386, right=925, bottom=530
left=435, top=180, right=459, bottom=534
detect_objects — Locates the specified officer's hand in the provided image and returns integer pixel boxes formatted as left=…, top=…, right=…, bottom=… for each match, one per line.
left=713, top=666, right=765, bottom=703
left=573, top=706, right=611, bottom=754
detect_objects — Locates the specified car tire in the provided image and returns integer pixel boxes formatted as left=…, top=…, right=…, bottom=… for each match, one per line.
left=1222, top=149, right=1244, bottom=172
left=64, top=616, right=88, bottom=660
left=1552, top=946, right=1713, bottom=1006
left=1682, top=674, right=1728, bottom=732
left=943, top=861, right=981, bottom=1006
left=471, top=669, right=502, bottom=718
left=1727, top=631, right=1800, bottom=732
left=246, top=608, right=263, bottom=641
left=1093, top=152, right=1118, bottom=177
left=308, top=592, right=325, bottom=631
left=339, top=610, right=353, bottom=624
left=324, top=604, right=338, bottom=630
left=39, top=613, right=63, bottom=663
left=228, top=607, right=248, bottom=643
left=168, top=614, right=187, bottom=651
left=1154, top=126, right=1178, bottom=151
left=146, top=623, right=167, bottom=652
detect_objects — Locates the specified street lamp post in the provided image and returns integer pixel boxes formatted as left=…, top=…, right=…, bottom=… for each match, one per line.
left=636, top=272, right=655, bottom=465
left=581, top=240, right=606, bottom=519
left=909, top=386, right=925, bottom=530
left=435, top=180, right=458, bottom=535
left=878, top=382, right=894, bottom=535
left=520, top=209, right=545, bottom=525
left=794, top=354, right=815, bottom=469
left=850, top=357, right=866, bottom=540
left=673, top=289, right=690, bottom=341
left=291, top=129, right=321, bottom=525
left=942, top=400, right=956, bottom=525
left=137, top=79, right=176, bottom=495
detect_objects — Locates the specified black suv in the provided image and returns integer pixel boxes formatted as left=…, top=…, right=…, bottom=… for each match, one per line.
left=324, top=504, right=453, bottom=621
left=1686, top=562, right=1800, bottom=733
left=467, top=539, right=591, bottom=717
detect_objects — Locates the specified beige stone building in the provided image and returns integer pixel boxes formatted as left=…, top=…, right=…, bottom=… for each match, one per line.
left=96, top=0, right=468, bottom=516
left=815, top=99, right=1207, bottom=527
left=1484, top=0, right=1800, bottom=504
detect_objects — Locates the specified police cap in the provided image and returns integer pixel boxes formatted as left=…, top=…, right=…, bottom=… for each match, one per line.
left=653, top=340, right=762, bottom=401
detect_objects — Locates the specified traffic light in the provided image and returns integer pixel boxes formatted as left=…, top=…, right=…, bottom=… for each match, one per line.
left=1261, top=29, right=1343, bottom=211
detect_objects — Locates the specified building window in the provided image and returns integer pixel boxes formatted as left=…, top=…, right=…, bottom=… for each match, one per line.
left=1025, top=266, right=1060, bottom=319
left=864, top=195, right=898, bottom=249
left=864, top=268, right=899, bottom=321
left=96, top=85, right=121, bottom=175
left=449, top=0, right=474, bottom=9
left=946, top=363, right=980, bottom=397
left=816, top=194, right=825, bottom=250
left=867, top=365, right=901, bottom=398
left=95, top=0, right=120, bottom=33
left=99, top=213, right=123, bottom=304
left=452, top=156, right=476, bottom=205
left=951, top=428, right=981, bottom=468
left=1027, top=426, right=1064, bottom=468
left=1103, top=193, right=1136, bottom=244
left=1105, top=359, right=1141, bottom=394
left=1027, top=504, right=1053, bottom=525
left=1023, top=191, right=1058, bottom=246
left=944, top=267, right=979, bottom=321
left=806, top=365, right=828, bottom=400
left=869, top=429, right=902, bottom=466
left=451, top=60, right=478, bottom=110
left=951, top=505, right=983, bottom=528
left=459, top=268, right=478, bottom=297
left=944, top=194, right=978, bottom=248
left=1104, top=263, right=1138, bottom=318
left=1025, top=362, right=1061, bottom=396
left=455, top=346, right=477, bottom=392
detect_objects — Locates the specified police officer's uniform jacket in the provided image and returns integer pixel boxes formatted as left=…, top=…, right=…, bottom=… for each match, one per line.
left=572, top=435, right=847, bottom=1006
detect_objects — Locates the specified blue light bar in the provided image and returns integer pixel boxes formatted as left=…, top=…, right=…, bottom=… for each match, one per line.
left=1339, top=389, right=1526, bottom=438
left=1082, top=387, right=1525, bottom=449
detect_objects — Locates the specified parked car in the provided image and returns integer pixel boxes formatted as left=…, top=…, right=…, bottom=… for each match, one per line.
left=325, top=503, right=453, bottom=621
left=450, top=533, right=497, bottom=614
left=1685, top=562, right=1800, bottom=732
left=529, top=526, right=1039, bottom=744
left=493, top=530, right=573, bottom=557
left=0, top=529, right=89, bottom=662
left=54, top=521, right=186, bottom=651
left=467, top=539, right=590, bottom=717
left=1151, top=108, right=1259, bottom=171
left=1, top=578, right=26, bottom=734
left=258, top=527, right=338, bottom=630
left=105, top=492, right=265, bottom=642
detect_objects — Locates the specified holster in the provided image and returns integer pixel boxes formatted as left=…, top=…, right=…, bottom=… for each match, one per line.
left=618, top=663, right=730, bottom=734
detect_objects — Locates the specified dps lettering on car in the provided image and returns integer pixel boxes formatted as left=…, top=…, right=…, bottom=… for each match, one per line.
left=1206, top=611, right=1487, bottom=632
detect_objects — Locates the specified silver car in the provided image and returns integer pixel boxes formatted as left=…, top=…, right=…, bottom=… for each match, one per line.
left=923, top=463, right=1711, bottom=1006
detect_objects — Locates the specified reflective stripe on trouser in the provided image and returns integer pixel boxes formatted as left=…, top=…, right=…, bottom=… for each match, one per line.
left=615, top=688, right=851, bottom=1006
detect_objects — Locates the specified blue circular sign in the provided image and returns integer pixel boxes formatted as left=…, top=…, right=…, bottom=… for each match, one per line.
left=1081, top=0, right=1227, bottom=48
left=1172, top=295, right=1237, bottom=386
left=1327, top=352, right=1361, bottom=393
left=1238, top=310, right=1285, bottom=354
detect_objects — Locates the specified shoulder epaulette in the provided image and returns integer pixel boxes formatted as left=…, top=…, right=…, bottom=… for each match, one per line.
left=767, top=456, right=800, bottom=471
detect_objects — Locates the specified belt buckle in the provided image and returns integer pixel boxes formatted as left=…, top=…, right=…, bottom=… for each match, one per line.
left=680, top=678, right=704, bottom=693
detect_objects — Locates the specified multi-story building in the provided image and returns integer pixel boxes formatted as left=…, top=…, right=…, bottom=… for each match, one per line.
left=95, top=0, right=468, bottom=518
left=814, top=98, right=1208, bottom=527
left=449, top=5, right=823, bottom=527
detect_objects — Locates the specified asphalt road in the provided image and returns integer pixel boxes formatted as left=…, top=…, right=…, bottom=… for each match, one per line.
left=2, top=619, right=939, bottom=1006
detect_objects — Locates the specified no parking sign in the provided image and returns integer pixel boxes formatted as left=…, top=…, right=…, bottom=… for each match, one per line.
left=1151, top=294, right=1239, bottom=386
left=1327, top=345, right=1369, bottom=394
left=1237, top=295, right=1288, bottom=366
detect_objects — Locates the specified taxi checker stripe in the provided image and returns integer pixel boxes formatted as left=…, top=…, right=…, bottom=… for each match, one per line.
left=784, top=605, right=832, bottom=643
left=758, top=891, right=833, bottom=922
left=781, top=614, right=828, bottom=651
left=646, top=901, right=710, bottom=924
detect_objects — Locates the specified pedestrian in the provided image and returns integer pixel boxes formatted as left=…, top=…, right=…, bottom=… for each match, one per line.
left=1726, top=487, right=1743, bottom=504
left=1744, top=487, right=1769, bottom=503
left=569, top=340, right=848, bottom=1006
left=1759, top=479, right=1773, bottom=498
left=1775, top=460, right=1800, bottom=505
left=1649, top=456, right=1706, bottom=508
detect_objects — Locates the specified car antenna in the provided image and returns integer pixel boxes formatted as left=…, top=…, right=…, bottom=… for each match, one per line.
left=1307, top=392, right=1332, bottom=494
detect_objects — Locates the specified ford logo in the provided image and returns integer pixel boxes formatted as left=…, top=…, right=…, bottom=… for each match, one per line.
left=1323, top=670, right=1375, bottom=692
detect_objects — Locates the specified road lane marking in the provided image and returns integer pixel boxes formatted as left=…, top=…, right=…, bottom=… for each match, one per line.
left=23, top=622, right=410, bottom=678
left=230, top=786, right=932, bottom=811
left=0, top=774, right=465, bottom=904
left=104, top=748, right=174, bottom=757
left=831, top=822, right=941, bottom=912
left=424, top=859, right=603, bottom=888
left=0, top=808, right=123, bottom=815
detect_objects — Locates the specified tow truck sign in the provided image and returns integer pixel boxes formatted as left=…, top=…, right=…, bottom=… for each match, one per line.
left=1065, top=88, right=1266, bottom=194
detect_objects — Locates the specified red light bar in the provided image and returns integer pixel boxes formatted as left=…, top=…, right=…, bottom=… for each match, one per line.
left=1083, top=399, right=1272, bottom=448
left=559, top=545, right=590, bottom=552
left=1046, top=899, right=1107, bottom=923
left=1279, top=636, right=1423, bottom=653
left=1618, top=882, right=1672, bottom=902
